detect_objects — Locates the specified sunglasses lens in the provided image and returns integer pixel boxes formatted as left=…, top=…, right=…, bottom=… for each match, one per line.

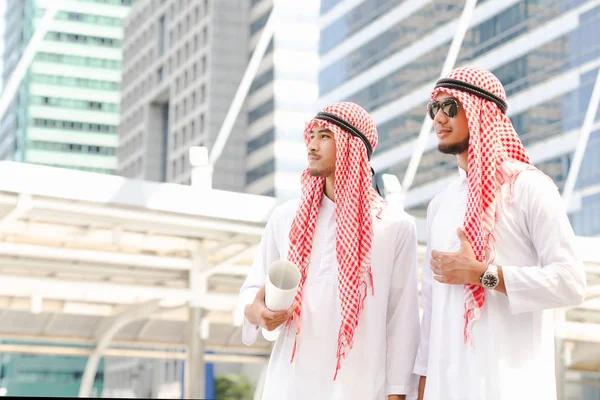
left=428, top=102, right=439, bottom=120
left=442, top=101, right=458, bottom=118
left=428, top=100, right=459, bottom=119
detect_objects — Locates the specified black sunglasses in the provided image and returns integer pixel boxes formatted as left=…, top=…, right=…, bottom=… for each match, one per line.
left=427, top=98, right=460, bottom=120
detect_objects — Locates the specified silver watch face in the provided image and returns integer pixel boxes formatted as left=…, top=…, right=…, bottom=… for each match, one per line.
left=481, top=272, right=499, bottom=289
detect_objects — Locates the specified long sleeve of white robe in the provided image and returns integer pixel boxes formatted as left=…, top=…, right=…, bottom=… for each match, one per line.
left=386, top=216, right=421, bottom=395
left=413, top=201, right=434, bottom=377
left=237, top=198, right=420, bottom=400
left=238, top=206, right=283, bottom=346
left=413, top=167, right=587, bottom=400
left=501, top=172, right=587, bottom=313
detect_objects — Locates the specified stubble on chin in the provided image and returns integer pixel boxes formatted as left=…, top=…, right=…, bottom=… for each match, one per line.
left=437, top=136, right=469, bottom=155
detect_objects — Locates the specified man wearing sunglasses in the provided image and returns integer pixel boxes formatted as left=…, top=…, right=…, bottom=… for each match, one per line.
left=413, top=67, right=586, bottom=400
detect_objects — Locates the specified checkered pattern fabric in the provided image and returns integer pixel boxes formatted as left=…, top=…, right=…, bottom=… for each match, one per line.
left=431, top=67, right=532, bottom=344
left=286, top=102, right=386, bottom=379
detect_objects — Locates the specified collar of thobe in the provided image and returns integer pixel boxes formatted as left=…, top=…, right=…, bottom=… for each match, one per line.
left=320, top=194, right=335, bottom=214
left=457, top=167, right=469, bottom=191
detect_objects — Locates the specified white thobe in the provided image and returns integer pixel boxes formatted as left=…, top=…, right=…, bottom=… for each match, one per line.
left=239, top=196, right=421, bottom=400
left=414, top=167, right=587, bottom=400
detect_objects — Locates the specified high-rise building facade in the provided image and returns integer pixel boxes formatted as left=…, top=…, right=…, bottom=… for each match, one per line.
left=0, top=0, right=131, bottom=174
left=117, top=0, right=249, bottom=191
left=319, top=1, right=600, bottom=398
left=319, top=0, right=600, bottom=232
left=245, top=0, right=320, bottom=199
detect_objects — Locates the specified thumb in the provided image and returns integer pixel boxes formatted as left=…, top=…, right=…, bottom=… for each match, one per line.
left=256, top=286, right=266, bottom=303
left=287, top=302, right=297, bottom=315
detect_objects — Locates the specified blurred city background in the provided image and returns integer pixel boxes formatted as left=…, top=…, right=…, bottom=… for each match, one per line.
left=0, top=0, right=598, bottom=398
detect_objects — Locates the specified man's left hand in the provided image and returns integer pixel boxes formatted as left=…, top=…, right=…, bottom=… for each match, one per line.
left=387, top=395, right=405, bottom=400
left=430, top=228, right=487, bottom=285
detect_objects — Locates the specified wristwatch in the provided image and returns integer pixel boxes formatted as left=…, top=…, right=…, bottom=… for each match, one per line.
left=480, top=264, right=499, bottom=290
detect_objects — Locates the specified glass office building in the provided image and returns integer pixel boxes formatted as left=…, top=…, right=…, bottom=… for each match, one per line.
left=319, top=0, right=599, bottom=226
left=245, top=0, right=320, bottom=199
left=0, top=0, right=132, bottom=175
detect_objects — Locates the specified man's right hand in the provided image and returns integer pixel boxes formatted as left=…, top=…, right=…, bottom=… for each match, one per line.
left=244, top=286, right=293, bottom=331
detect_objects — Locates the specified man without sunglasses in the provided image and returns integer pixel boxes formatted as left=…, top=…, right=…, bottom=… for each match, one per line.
left=413, top=67, right=586, bottom=400
left=240, top=102, right=421, bottom=399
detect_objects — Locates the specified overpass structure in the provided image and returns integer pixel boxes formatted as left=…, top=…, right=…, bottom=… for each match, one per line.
left=0, top=161, right=597, bottom=397
left=0, top=161, right=277, bottom=397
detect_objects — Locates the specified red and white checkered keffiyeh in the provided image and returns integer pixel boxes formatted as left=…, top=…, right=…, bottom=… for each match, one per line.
left=286, top=102, right=386, bottom=379
left=431, top=67, right=535, bottom=344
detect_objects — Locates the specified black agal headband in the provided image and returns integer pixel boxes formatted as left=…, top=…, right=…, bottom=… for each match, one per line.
left=314, top=111, right=381, bottom=194
left=434, top=78, right=508, bottom=114
left=315, top=111, right=373, bottom=160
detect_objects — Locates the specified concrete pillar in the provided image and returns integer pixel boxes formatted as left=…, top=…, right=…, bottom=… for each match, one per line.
left=555, top=308, right=568, bottom=400
left=184, top=307, right=205, bottom=398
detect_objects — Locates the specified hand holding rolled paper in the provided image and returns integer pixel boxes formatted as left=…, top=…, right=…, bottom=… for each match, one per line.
left=262, top=260, right=301, bottom=341
left=244, top=260, right=301, bottom=341
left=245, top=287, right=290, bottom=330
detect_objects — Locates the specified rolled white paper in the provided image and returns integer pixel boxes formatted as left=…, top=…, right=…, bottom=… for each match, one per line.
left=262, top=260, right=300, bottom=341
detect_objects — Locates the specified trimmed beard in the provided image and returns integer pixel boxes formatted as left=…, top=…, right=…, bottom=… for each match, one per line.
left=309, top=166, right=334, bottom=177
left=438, top=134, right=469, bottom=155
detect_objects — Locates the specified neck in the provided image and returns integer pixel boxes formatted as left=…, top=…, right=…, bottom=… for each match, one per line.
left=457, top=152, right=468, bottom=174
left=324, top=175, right=335, bottom=202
